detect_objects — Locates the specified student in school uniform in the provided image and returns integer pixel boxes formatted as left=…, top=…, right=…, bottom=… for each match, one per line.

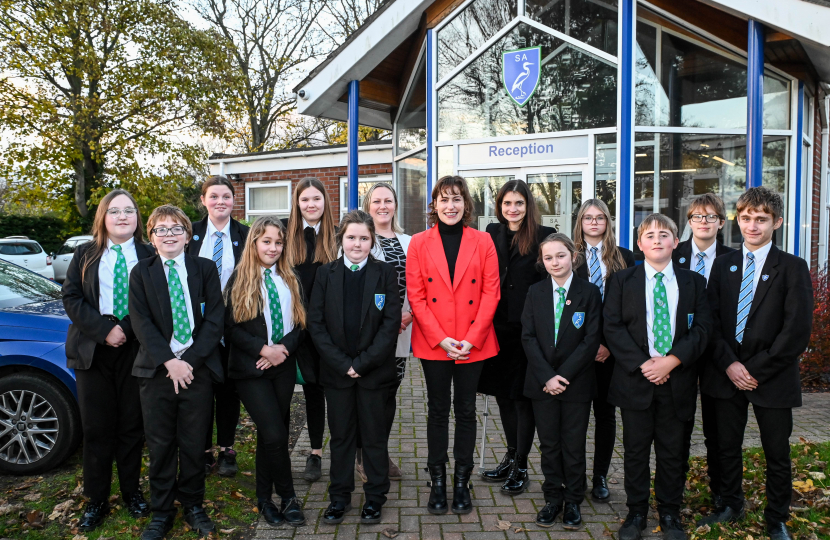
left=307, top=210, right=401, bottom=525
left=572, top=199, right=636, bottom=501
left=224, top=217, right=306, bottom=526
left=63, top=189, right=154, bottom=532
left=283, top=177, right=338, bottom=483
left=522, top=233, right=602, bottom=529
left=604, top=214, right=712, bottom=540
left=130, top=205, right=225, bottom=540
left=698, top=187, right=812, bottom=540
left=187, top=175, right=249, bottom=477
left=671, top=193, right=735, bottom=510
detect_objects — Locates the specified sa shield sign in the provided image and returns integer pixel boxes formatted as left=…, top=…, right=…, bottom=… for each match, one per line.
left=503, top=46, right=541, bottom=107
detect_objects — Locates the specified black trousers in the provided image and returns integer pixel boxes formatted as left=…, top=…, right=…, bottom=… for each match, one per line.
left=420, top=359, right=484, bottom=468
left=620, top=383, right=689, bottom=517
left=205, top=344, right=240, bottom=450
left=75, top=342, right=144, bottom=502
left=532, top=399, right=591, bottom=505
left=139, top=365, right=213, bottom=516
left=357, top=377, right=402, bottom=449
left=715, top=392, right=793, bottom=526
left=495, top=396, right=536, bottom=456
left=303, top=381, right=326, bottom=450
left=682, top=391, right=721, bottom=495
left=591, top=357, right=617, bottom=479
left=325, top=384, right=390, bottom=504
left=235, top=370, right=296, bottom=501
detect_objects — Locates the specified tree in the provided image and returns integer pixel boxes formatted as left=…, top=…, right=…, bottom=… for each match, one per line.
left=0, top=0, right=239, bottom=218
left=320, top=0, right=386, bottom=44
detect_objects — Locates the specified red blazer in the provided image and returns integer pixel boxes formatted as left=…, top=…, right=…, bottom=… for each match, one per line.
left=406, top=225, right=500, bottom=362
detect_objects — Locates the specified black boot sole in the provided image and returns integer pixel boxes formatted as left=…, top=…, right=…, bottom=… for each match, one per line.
left=322, top=504, right=352, bottom=525
left=286, top=517, right=307, bottom=527
left=451, top=504, right=473, bottom=515
left=591, top=491, right=610, bottom=501
left=480, top=474, right=509, bottom=483
left=500, top=485, right=527, bottom=495
left=536, top=521, right=555, bottom=528
left=563, top=521, right=583, bottom=530
left=361, top=515, right=382, bottom=524
left=427, top=504, right=448, bottom=515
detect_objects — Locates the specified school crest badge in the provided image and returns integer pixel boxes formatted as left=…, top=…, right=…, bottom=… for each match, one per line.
left=233, top=241, right=239, bottom=246
left=687, top=313, right=694, bottom=329
left=375, top=294, right=385, bottom=311
left=193, top=235, right=200, bottom=241
left=762, top=274, right=769, bottom=281
left=679, top=258, right=686, bottom=264
left=572, top=312, right=585, bottom=329
left=503, top=47, right=541, bottom=107
left=730, top=265, right=738, bottom=272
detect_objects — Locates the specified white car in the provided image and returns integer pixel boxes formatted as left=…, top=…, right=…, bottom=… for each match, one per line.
left=0, top=237, right=55, bottom=280
left=52, top=235, right=93, bottom=282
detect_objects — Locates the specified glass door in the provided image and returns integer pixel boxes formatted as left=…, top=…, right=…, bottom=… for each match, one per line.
left=460, top=170, right=518, bottom=230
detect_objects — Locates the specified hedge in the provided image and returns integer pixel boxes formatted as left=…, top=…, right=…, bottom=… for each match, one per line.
left=0, top=215, right=74, bottom=254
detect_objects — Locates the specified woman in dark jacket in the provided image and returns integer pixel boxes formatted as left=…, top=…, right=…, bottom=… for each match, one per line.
left=478, top=179, right=555, bottom=495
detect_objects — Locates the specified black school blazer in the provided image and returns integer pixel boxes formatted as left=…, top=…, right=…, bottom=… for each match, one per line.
left=307, top=257, right=401, bottom=390
left=129, top=254, right=224, bottom=380
left=63, top=240, right=156, bottom=370
left=187, top=217, right=249, bottom=264
left=603, top=263, right=712, bottom=421
left=486, top=222, right=557, bottom=323
left=521, top=275, right=602, bottom=402
left=703, top=245, right=812, bottom=408
left=223, top=271, right=305, bottom=380
left=672, top=239, right=735, bottom=270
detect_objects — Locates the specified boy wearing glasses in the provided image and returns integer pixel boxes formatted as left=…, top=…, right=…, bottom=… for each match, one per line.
left=672, top=194, right=735, bottom=511
left=129, top=205, right=225, bottom=540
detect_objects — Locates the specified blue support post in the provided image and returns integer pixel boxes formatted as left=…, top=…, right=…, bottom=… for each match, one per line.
left=426, top=29, right=436, bottom=198
left=617, top=0, right=635, bottom=249
left=746, top=20, right=765, bottom=189
left=347, top=80, right=360, bottom=210
left=794, top=81, right=805, bottom=257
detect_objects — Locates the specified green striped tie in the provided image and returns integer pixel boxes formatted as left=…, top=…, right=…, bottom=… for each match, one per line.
left=111, top=245, right=129, bottom=320
left=165, top=260, right=191, bottom=344
left=554, top=287, right=566, bottom=344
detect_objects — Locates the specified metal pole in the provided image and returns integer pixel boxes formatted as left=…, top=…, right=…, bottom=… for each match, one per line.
left=478, top=394, right=490, bottom=471
left=347, top=80, right=360, bottom=210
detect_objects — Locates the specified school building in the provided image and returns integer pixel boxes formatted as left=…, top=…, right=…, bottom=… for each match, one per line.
left=210, top=0, right=830, bottom=269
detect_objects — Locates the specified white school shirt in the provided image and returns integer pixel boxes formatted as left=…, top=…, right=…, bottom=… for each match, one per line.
left=160, top=252, right=195, bottom=357
left=585, top=240, right=607, bottom=283
left=344, top=255, right=368, bottom=271
left=98, top=237, right=139, bottom=316
left=741, top=241, right=773, bottom=295
left=198, top=219, right=234, bottom=291
left=690, top=240, right=718, bottom=282
left=644, top=261, right=679, bottom=358
left=303, top=219, right=321, bottom=234
left=261, top=265, right=294, bottom=346
left=551, top=272, right=574, bottom=306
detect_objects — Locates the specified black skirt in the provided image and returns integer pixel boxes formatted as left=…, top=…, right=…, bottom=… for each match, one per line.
left=476, top=317, right=528, bottom=400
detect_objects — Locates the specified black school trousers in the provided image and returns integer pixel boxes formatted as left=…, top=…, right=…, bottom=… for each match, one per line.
left=495, top=396, right=536, bottom=457
left=591, top=357, right=616, bottom=479
left=420, top=359, right=484, bottom=468
left=75, top=342, right=144, bottom=502
left=715, top=392, right=793, bottom=526
left=682, top=391, right=721, bottom=495
left=139, top=364, right=213, bottom=516
left=205, top=343, right=240, bottom=450
left=532, top=398, right=591, bottom=505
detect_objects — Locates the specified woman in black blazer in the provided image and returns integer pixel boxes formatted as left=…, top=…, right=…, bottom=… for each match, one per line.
left=572, top=199, right=636, bottom=501
left=224, top=216, right=306, bottom=526
left=478, top=180, right=555, bottom=495
left=62, top=189, right=154, bottom=532
left=282, top=177, right=338, bottom=482
left=186, top=175, right=250, bottom=476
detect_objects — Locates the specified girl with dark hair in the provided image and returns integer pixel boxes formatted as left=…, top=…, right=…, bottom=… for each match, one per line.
left=406, top=176, right=500, bottom=515
left=62, top=189, right=155, bottom=531
left=478, top=179, right=556, bottom=495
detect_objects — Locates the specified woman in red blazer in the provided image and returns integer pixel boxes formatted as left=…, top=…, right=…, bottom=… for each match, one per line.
left=406, top=175, right=500, bottom=516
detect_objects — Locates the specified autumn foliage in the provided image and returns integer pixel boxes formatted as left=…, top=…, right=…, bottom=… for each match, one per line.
left=801, top=267, right=830, bottom=384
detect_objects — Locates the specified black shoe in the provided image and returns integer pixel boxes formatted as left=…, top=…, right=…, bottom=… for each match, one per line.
left=696, top=505, right=745, bottom=527
left=78, top=500, right=109, bottom=532
left=361, top=500, right=383, bottom=524
left=303, top=454, right=322, bottom=482
left=480, top=447, right=515, bottom=483
left=562, top=503, right=582, bottom=530
left=592, top=476, right=610, bottom=501
left=281, top=497, right=306, bottom=527
left=451, top=463, right=474, bottom=514
left=183, top=506, right=216, bottom=538
left=535, top=502, right=562, bottom=528
left=619, top=513, right=647, bottom=540
left=258, top=499, right=284, bottom=525
left=659, top=514, right=686, bottom=540
left=140, top=514, right=175, bottom=540
left=217, top=448, right=238, bottom=477
left=500, top=455, right=529, bottom=495
left=124, top=492, right=151, bottom=518
left=322, top=501, right=351, bottom=525
left=768, top=522, right=794, bottom=540
left=426, top=464, right=448, bottom=515
left=205, top=451, right=216, bottom=475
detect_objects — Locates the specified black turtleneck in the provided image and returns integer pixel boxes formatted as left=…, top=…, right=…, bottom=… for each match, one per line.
left=438, top=220, right=464, bottom=283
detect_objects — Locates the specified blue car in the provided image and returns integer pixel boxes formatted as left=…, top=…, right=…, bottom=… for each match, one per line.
left=0, top=259, right=81, bottom=474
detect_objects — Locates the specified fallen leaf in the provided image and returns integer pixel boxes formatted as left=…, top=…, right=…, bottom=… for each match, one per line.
left=652, top=525, right=662, bottom=533
left=229, top=491, right=244, bottom=500
left=26, top=509, right=43, bottom=525
left=72, top=535, right=88, bottom=540
left=513, top=527, right=533, bottom=532
left=241, top=471, right=253, bottom=476
left=219, top=528, right=235, bottom=534
left=696, top=525, right=712, bottom=535
left=609, top=478, right=619, bottom=484
left=23, top=492, right=41, bottom=502
left=808, top=471, right=826, bottom=481
left=381, top=528, right=399, bottom=538
left=48, top=500, right=75, bottom=521
left=603, top=529, right=613, bottom=536
left=0, top=503, right=23, bottom=515
left=496, top=520, right=511, bottom=530
left=14, top=482, right=33, bottom=491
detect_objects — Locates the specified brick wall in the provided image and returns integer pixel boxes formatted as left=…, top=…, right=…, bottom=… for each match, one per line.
left=810, top=87, right=823, bottom=269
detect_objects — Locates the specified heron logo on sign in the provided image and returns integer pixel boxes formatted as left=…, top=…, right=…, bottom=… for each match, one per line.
left=502, top=46, right=541, bottom=107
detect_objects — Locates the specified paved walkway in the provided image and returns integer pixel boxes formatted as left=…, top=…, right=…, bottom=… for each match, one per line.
left=256, top=358, right=830, bottom=540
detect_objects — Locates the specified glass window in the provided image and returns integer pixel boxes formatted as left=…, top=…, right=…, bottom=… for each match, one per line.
left=0, top=242, right=43, bottom=256
left=526, top=0, right=618, bottom=57
left=57, top=241, right=76, bottom=255
left=437, top=146, right=454, bottom=178
left=438, top=23, right=617, bottom=140
left=340, top=176, right=391, bottom=217
left=527, top=172, right=582, bottom=236
left=465, top=175, right=514, bottom=229
left=397, top=151, right=428, bottom=234
left=246, top=183, right=290, bottom=220
left=437, top=0, right=517, bottom=81
left=397, top=56, right=427, bottom=154
left=0, top=260, right=62, bottom=308
left=594, top=133, right=618, bottom=221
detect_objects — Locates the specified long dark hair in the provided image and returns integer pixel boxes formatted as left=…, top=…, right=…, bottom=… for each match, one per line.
left=81, top=189, right=146, bottom=281
left=286, top=177, right=337, bottom=266
left=494, top=180, right=540, bottom=256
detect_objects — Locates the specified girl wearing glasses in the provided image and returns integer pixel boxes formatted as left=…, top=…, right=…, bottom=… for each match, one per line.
left=572, top=199, right=635, bottom=501
left=62, top=189, right=155, bottom=532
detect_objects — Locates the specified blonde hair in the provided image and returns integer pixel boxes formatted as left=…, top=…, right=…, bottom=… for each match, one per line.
left=637, top=213, right=678, bottom=240
left=147, top=205, right=192, bottom=240
left=362, top=182, right=403, bottom=234
left=227, top=216, right=306, bottom=328
left=573, top=199, right=627, bottom=276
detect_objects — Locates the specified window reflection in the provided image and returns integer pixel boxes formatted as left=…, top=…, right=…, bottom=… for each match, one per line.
left=396, top=152, right=428, bottom=234
left=466, top=176, right=513, bottom=229
left=526, top=0, right=618, bottom=57
left=397, top=56, right=427, bottom=154
left=0, top=261, right=62, bottom=309
left=594, top=133, right=618, bottom=221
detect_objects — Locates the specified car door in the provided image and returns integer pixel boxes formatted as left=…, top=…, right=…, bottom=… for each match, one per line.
left=53, top=241, right=76, bottom=282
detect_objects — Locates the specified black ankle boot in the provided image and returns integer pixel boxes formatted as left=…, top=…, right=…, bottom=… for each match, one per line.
left=426, top=464, right=448, bottom=515
left=451, top=463, right=474, bottom=514
left=500, top=454, right=529, bottom=495
left=480, top=447, right=515, bottom=483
